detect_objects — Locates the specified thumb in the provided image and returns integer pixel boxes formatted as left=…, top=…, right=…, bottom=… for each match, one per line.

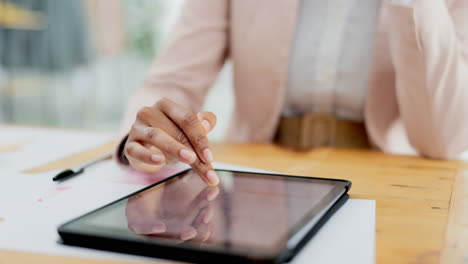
left=197, top=112, right=217, bottom=134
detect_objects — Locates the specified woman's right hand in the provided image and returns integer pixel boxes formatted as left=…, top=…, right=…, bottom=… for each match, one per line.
left=123, top=98, right=219, bottom=186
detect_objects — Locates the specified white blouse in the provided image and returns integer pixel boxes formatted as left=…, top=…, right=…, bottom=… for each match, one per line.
left=283, top=0, right=413, bottom=121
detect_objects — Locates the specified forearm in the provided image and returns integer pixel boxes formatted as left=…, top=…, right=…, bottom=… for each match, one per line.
left=115, top=0, right=229, bottom=166
left=388, top=0, right=468, bottom=159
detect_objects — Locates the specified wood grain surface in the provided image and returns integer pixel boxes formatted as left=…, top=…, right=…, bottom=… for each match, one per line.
left=22, top=141, right=116, bottom=173
left=3, top=141, right=468, bottom=264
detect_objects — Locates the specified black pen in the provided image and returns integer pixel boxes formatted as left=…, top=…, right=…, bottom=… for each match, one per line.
left=53, top=153, right=112, bottom=182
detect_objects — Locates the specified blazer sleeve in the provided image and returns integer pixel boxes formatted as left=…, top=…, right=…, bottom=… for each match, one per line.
left=114, top=0, right=229, bottom=164
left=119, top=0, right=229, bottom=137
left=386, top=0, right=468, bottom=159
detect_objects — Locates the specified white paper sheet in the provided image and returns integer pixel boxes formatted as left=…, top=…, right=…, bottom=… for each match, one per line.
left=0, top=125, right=112, bottom=171
left=0, top=127, right=375, bottom=264
left=291, top=199, right=375, bottom=264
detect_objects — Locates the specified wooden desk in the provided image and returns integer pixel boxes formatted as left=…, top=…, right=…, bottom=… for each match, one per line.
left=2, top=143, right=467, bottom=264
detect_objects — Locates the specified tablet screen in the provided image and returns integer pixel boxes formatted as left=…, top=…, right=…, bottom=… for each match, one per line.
left=62, top=170, right=348, bottom=256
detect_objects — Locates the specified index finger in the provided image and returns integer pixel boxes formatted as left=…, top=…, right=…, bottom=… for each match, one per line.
left=190, top=156, right=219, bottom=186
left=157, top=98, right=213, bottom=165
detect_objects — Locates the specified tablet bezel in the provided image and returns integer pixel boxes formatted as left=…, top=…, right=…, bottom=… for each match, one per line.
left=58, top=169, right=351, bottom=263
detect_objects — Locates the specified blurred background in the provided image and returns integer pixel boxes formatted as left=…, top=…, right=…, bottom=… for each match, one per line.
left=0, top=0, right=233, bottom=140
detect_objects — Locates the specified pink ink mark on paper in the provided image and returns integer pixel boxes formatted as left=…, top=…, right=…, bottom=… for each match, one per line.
left=36, top=185, right=72, bottom=203
left=55, top=186, right=71, bottom=191
left=116, top=164, right=188, bottom=186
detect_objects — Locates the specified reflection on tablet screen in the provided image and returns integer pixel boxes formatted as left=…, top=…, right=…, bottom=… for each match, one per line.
left=82, top=170, right=339, bottom=253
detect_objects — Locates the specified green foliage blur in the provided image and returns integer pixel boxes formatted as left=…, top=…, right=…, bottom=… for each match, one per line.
left=124, top=0, right=164, bottom=58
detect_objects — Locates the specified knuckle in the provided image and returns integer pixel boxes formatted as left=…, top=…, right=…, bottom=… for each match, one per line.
left=146, top=127, right=161, bottom=142
left=155, top=98, right=165, bottom=109
left=175, top=130, right=190, bottom=146
left=156, top=97, right=171, bottom=110
left=181, top=112, right=199, bottom=128
left=193, top=134, right=208, bottom=147
left=136, top=106, right=153, bottom=120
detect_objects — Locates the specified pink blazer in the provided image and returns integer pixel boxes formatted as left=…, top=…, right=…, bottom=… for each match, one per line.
left=119, top=0, right=468, bottom=159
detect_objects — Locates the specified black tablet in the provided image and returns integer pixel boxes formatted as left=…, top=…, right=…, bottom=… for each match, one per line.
left=58, top=169, right=351, bottom=264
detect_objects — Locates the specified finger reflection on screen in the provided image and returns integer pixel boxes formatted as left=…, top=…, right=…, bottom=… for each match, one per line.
left=125, top=171, right=219, bottom=242
left=124, top=170, right=334, bottom=250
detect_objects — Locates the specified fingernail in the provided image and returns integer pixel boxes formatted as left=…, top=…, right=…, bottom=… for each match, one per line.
left=207, top=188, right=219, bottom=201
left=202, top=120, right=211, bottom=132
left=151, top=154, right=164, bottom=164
left=152, top=223, right=166, bottom=233
left=203, top=209, right=213, bottom=224
left=181, top=228, right=197, bottom=241
left=180, top=149, right=196, bottom=163
left=206, top=171, right=219, bottom=186
left=203, top=148, right=213, bottom=163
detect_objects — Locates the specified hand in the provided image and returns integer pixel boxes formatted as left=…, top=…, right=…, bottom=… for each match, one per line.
left=125, top=172, right=220, bottom=242
left=124, top=98, right=219, bottom=186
